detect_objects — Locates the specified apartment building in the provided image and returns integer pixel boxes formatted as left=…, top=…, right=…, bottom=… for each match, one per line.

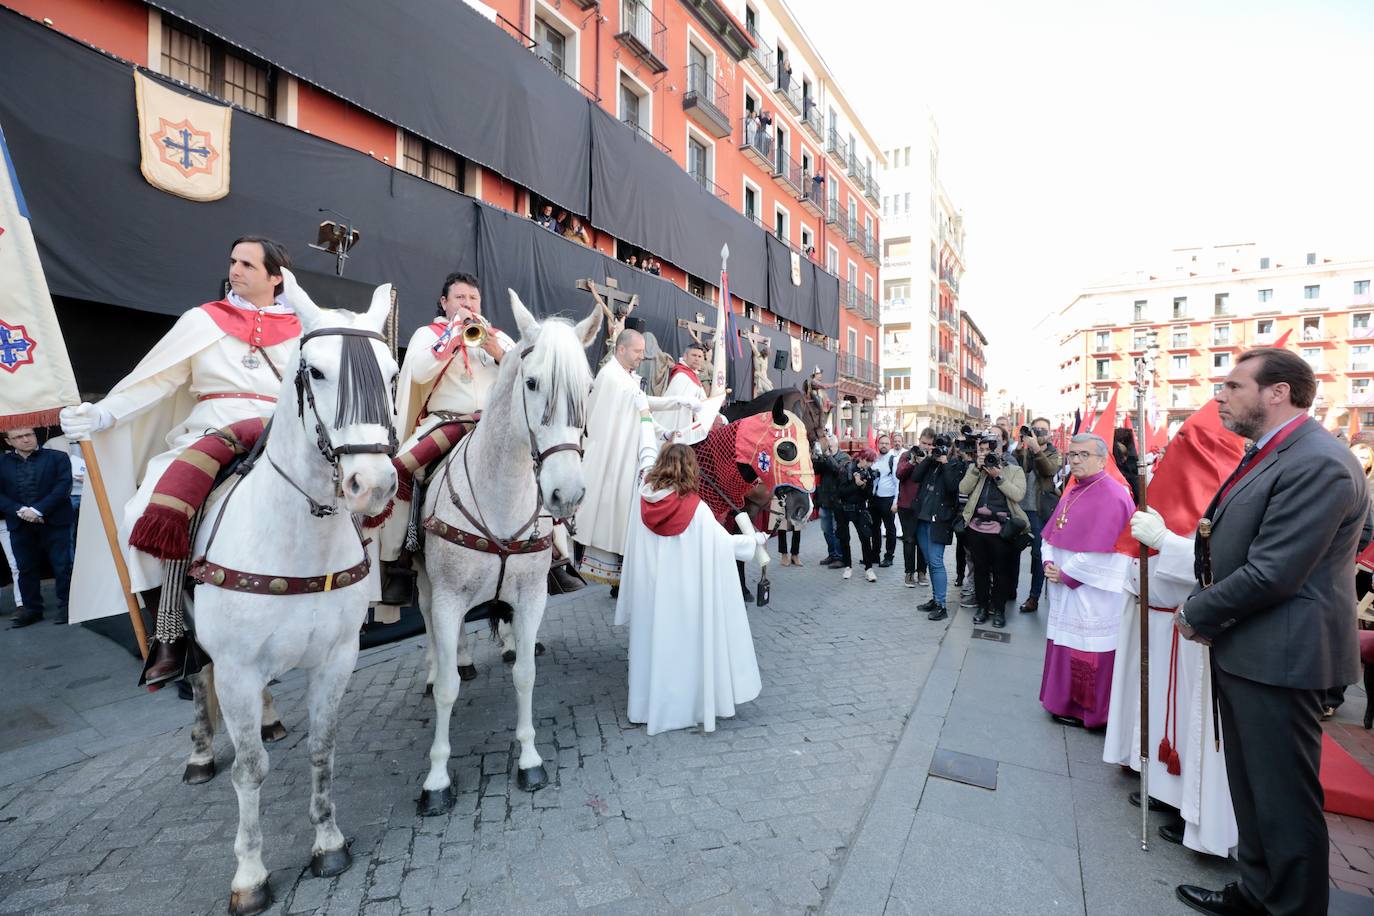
left=1054, top=244, right=1374, bottom=430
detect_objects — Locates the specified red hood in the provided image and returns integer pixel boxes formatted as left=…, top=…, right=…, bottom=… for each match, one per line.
left=640, top=491, right=701, bottom=536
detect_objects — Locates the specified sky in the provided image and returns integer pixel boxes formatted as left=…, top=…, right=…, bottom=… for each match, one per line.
left=783, top=0, right=1374, bottom=405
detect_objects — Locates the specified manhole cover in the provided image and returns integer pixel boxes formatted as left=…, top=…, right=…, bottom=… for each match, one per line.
left=971, top=628, right=1010, bottom=643
left=930, top=748, right=998, bottom=790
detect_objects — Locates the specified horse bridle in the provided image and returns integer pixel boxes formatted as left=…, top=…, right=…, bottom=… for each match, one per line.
left=514, top=344, right=582, bottom=477
left=274, top=326, right=398, bottom=518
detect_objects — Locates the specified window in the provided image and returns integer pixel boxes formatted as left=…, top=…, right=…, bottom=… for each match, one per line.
left=1094, top=331, right=1110, bottom=351
left=1171, top=354, right=1188, bottom=373
left=1302, top=347, right=1322, bottom=370
left=618, top=72, right=650, bottom=135
left=885, top=370, right=912, bottom=391
left=401, top=133, right=460, bottom=191
left=1353, top=378, right=1371, bottom=396
left=1212, top=324, right=1230, bottom=346
left=1171, top=328, right=1189, bottom=347
left=1259, top=257, right=1270, bottom=269
left=687, top=134, right=710, bottom=186
left=687, top=42, right=711, bottom=101
left=1302, top=317, right=1322, bottom=341
left=847, top=328, right=858, bottom=355
left=1214, top=293, right=1230, bottom=316
left=1304, top=285, right=1320, bottom=300
left=1170, top=385, right=1187, bottom=407
left=773, top=206, right=789, bottom=242
left=687, top=274, right=709, bottom=301
left=161, top=20, right=274, bottom=117
left=1172, top=297, right=1187, bottom=319
left=1355, top=312, right=1372, bottom=331
left=1365, top=411, right=1374, bottom=427
left=1133, top=300, right=1146, bottom=322
left=743, top=183, right=758, bottom=223
left=1306, top=252, right=1317, bottom=266
left=1258, top=288, right=1272, bottom=303
left=1352, top=346, right=1372, bottom=371
left=1094, top=358, right=1110, bottom=380
left=826, top=244, right=838, bottom=275
left=1357, top=280, right=1371, bottom=296
left=1212, top=383, right=1223, bottom=397
left=1213, top=352, right=1231, bottom=371
left=1132, top=330, right=1150, bottom=349
left=1256, top=319, right=1273, bottom=336
left=534, top=16, right=569, bottom=77
left=801, top=226, right=813, bottom=253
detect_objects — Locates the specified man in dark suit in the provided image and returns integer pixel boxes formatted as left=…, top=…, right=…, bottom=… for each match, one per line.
left=0, top=428, right=74, bottom=627
left=1175, top=349, right=1363, bottom=916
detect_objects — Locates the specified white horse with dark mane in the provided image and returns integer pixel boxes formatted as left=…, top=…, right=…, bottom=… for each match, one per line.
left=414, top=291, right=600, bottom=812
left=182, top=271, right=398, bottom=915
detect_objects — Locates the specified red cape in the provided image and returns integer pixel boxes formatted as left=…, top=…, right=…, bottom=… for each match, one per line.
left=200, top=300, right=300, bottom=348
left=640, top=491, right=701, bottom=536
left=668, top=363, right=704, bottom=390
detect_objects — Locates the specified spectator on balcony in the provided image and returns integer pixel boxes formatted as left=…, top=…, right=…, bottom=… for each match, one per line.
left=647, top=259, right=661, bottom=276
left=755, top=110, right=774, bottom=156
left=562, top=214, right=592, bottom=247
left=779, top=62, right=793, bottom=93
left=805, top=246, right=817, bottom=261
left=625, top=254, right=641, bottom=270
left=534, top=203, right=559, bottom=233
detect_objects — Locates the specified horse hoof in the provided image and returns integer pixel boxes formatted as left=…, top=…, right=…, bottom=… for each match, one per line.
left=228, top=882, right=272, bottom=916
left=534, top=641, right=546, bottom=656
left=517, top=765, right=548, bottom=792
left=501, top=650, right=516, bottom=664
left=424, top=682, right=434, bottom=696
left=260, top=721, right=287, bottom=743
left=183, top=760, right=216, bottom=784
left=416, top=784, right=456, bottom=817
left=310, top=845, right=351, bottom=878
left=458, top=664, right=478, bottom=681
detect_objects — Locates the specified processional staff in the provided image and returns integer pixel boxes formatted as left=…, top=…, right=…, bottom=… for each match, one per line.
left=1133, top=334, right=1160, bottom=851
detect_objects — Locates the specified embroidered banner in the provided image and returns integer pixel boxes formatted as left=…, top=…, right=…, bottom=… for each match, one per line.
left=135, top=70, right=231, bottom=202
left=789, top=336, right=802, bottom=373
left=0, top=117, right=79, bottom=427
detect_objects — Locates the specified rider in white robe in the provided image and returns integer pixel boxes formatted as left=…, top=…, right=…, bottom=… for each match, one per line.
left=616, top=415, right=763, bottom=735
left=651, top=346, right=707, bottom=434
left=1104, top=513, right=1237, bottom=858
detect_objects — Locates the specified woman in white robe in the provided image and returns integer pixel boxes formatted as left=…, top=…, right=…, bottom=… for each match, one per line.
left=616, top=409, right=764, bottom=735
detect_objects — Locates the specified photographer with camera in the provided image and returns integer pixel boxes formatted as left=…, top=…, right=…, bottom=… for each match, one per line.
left=835, top=448, right=880, bottom=581
left=905, top=431, right=965, bottom=619
left=869, top=435, right=900, bottom=568
left=959, top=434, right=1028, bottom=628
left=896, top=428, right=937, bottom=587
left=952, top=426, right=980, bottom=602
left=1014, top=418, right=1063, bottom=613
left=813, top=433, right=846, bottom=567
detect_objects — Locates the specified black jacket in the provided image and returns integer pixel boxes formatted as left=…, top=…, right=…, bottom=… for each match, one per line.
left=833, top=458, right=871, bottom=510
left=0, top=447, right=74, bottom=527
left=910, top=458, right=963, bottom=543
left=814, top=451, right=846, bottom=510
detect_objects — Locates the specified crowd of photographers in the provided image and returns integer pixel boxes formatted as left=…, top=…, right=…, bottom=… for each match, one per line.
left=808, top=416, right=1064, bottom=627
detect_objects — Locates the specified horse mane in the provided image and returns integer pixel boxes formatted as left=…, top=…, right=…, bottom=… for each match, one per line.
left=516, top=317, right=593, bottom=429
left=333, top=333, right=393, bottom=429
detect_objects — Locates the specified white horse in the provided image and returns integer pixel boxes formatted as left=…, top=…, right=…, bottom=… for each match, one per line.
left=183, top=271, right=398, bottom=915
left=415, top=291, right=600, bottom=812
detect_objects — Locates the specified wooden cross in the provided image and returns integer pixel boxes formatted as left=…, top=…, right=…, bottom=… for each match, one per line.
left=738, top=323, right=771, bottom=351
left=677, top=312, right=718, bottom=349
left=579, top=277, right=638, bottom=345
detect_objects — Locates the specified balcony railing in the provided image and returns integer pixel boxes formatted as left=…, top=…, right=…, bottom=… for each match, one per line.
left=865, top=173, right=880, bottom=204
left=842, top=281, right=858, bottom=311
left=862, top=232, right=877, bottom=263
left=938, top=307, right=957, bottom=328
left=738, top=115, right=772, bottom=168
left=845, top=215, right=859, bottom=242
left=798, top=171, right=824, bottom=214
left=839, top=351, right=879, bottom=386
left=827, top=127, right=848, bottom=164
left=616, top=0, right=668, bottom=74
left=801, top=99, right=823, bottom=138
left=618, top=115, right=670, bottom=155
left=689, top=170, right=728, bottom=201
left=682, top=63, right=730, bottom=139
left=847, top=147, right=864, bottom=180
left=774, top=71, right=802, bottom=114
left=773, top=147, right=803, bottom=196
left=855, top=288, right=876, bottom=322
left=1349, top=325, right=1374, bottom=340
left=745, top=26, right=776, bottom=82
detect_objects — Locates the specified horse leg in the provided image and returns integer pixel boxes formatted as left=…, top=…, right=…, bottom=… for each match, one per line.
left=418, top=591, right=461, bottom=816
left=304, top=648, right=355, bottom=878
left=218, top=664, right=272, bottom=915
left=456, top=616, right=477, bottom=682
left=183, top=665, right=218, bottom=784
left=260, top=687, right=287, bottom=743
left=511, top=596, right=548, bottom=791
left=417, top=565, right=437, bottom=695
left=498, top=618, right=516, bottom=664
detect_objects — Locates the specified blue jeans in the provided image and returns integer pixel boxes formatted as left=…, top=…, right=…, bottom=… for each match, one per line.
left=819, top=507, right=841, bottom=560
left=915, top=521, right=948, bottom=606
left=1027, top=510, right=1046, bottom=599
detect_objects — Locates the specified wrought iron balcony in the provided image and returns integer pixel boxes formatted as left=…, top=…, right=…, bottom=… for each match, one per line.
left=839, top=350, right=879, bottom=386
left=855, top=288, right=876, bottom=322
left=773, top=148, right=803, bottom=196
left=862, top=233, right=878, bottom=264
left=798, top=170, right=824, bottom=215
left=826, top=127, right=847, bottom=165
left=963, top=367, right=984, bottom=389
left=847, top=148, right=863, bottom=180
left=689, top=169, right=728, bottom=201
left=533, top=51, right=599, bottom=101
left=682, top=63, right=730, bottom=139
left=865, top=173, right=880, bottom=205
left=739, top=115, right=773, bottom=168
left=801, top=98, right=823, bottom=139
left=744, top=26, right=776, bottom=83
left=845, top=215, right=858, bottom=242
left=774, top=71, right=802, bottom=114
left=618, top=115, right=670, bottom=155
left=826, top=196, right=842, bottom=226
left=842, top=281, right=858, bottom=311
left=616, top=0, right=668, bottom=74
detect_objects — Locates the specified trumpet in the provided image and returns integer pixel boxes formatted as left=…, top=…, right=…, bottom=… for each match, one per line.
left=459, top=317, right=488, bottom=346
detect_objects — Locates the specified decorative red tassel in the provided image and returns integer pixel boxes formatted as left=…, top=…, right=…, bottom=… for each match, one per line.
left=129, top=505, right=192, bottom=559
left=361, top=500, right=394, bottom=530
left=1166, top=748, right=1182, bottom=776
left=1158, top=737, right=1173, bottom=765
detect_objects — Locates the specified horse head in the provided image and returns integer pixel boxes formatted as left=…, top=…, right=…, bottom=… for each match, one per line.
left=279, top=269, right=399, bottom=517
left=503, top=289, right=603, bottom=520
left=695, top=395, right=816, bottom=530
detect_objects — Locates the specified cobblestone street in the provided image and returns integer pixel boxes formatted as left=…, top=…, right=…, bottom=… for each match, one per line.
left=0, top=536, right=945, bottom=916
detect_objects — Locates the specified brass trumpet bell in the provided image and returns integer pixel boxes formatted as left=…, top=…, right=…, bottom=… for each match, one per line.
left=460, top=319, right=487, bottom=345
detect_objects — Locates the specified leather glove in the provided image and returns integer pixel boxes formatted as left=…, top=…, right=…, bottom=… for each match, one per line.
left=59, top=402, right=112, bottom=440
left=1130, top=507, right=1167, bottom=549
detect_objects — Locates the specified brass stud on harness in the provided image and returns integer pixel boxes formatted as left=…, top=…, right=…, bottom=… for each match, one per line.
left=210, top=568, right=226, bottom=586
left=269, top=578, right=288, bottom=595
left=475, top=537, right=489, bottom=550
left=335, top=572, right=353, bottom=587
left=238, top=577, right=251, bottom=589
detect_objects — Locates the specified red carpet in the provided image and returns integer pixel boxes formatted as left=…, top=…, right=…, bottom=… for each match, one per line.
left=1322, top=733, right=1374, bottom=821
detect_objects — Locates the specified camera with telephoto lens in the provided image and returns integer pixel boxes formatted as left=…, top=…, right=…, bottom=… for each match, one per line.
left=1019, top=425, right=1033, bottom=439
left=932, top=433, right=952, bottom=457
left=982, top=451, right=1002, bottom=469
left=856, top=464, right=879, bottom=484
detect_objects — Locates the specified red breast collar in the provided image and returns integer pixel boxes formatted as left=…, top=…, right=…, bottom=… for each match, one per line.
left=200, top=300, right=301, bottom=348
left=668, top=364, right=704, bottom=389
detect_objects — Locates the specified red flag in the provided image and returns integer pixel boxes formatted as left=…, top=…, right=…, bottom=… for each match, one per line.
left=1089, top=390, right=1130, bottom=492
left=1112, top=400, right=1245, bottom=555
left=1081, top=401, right=1098, bottom=436
left=1123, top=414, right=1133, bottom=430
left=1272, top=328, right=1292, bottom=348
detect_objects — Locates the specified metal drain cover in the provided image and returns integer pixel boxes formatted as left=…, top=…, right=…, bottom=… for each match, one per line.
left=929, top=748, right=998, bottom=790
left=971, top=628, right=1010, bottom=643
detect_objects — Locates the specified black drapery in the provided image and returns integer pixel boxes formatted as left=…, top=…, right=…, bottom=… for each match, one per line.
left=146, top=0, right=593, bottom=216
left=763, top=233, right=840, bottom=339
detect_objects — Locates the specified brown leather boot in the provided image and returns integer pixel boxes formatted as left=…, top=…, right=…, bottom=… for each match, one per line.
left=140, top=637, right=188, bottom=689
left=551, top=563, right=585, bottom=593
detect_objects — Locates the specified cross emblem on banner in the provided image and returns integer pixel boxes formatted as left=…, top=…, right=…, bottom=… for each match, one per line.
left=0, top=320, right=37, bottom=373
left=150, top=118, right=219, bottom=178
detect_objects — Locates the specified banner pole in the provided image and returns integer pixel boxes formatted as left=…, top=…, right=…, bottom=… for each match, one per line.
left=78, top=440, right=148, bottom=659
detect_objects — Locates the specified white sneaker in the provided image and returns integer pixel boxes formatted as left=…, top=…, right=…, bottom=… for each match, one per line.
left=865, top=569, right=877, bottom=582
left=842, top=568, right=853, bottom=580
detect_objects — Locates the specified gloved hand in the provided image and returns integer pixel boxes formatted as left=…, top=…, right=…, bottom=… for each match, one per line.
left=675, top=395, right=702, bottom=410
left=633, top=389, right=650, bottom=414
left=754, top=532, right=768, bottom=546
left=1130, top=507, right=1168, bottom=549
left=59, top=402, right=112, bottom=440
